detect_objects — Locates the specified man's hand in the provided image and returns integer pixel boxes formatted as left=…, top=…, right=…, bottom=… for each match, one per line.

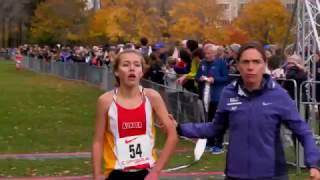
left=200, top=76, right=207, bottom=82
left=207, top=77, right=214, bottom=84
left=309, top=168, right=320, bottom=180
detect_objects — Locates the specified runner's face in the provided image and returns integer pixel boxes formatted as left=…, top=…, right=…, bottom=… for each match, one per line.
left=116, top=53, right=143, bottom=86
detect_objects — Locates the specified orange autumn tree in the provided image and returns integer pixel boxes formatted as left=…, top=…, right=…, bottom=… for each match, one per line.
left=223, top=25, right=249, bottom=44
left=31, top=0, right=87, bottom=45
left=234, top=0, right=291, bottom=44
left=89, top=0, right=165, bottom=43
left=168, top=0, right=222, bottom=42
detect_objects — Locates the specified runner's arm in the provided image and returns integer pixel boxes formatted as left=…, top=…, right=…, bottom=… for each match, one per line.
left=92, top=93, right=111, bottom=180
left=146, top=89, right=178, bottom=175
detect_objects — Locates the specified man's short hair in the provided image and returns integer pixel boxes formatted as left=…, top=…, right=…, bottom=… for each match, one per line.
left=140, top=37, right=148, bottom=46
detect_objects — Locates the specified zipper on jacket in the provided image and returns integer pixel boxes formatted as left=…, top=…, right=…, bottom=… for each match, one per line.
left=247, top=96, right=253, bottom=177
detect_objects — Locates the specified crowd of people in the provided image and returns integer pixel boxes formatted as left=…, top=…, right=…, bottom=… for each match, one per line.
left=7, top=38, right=320, bottom=152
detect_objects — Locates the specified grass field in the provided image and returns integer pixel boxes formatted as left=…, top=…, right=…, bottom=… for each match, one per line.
left=0, top=60, right=310, bottom=179
left=0, top=60, right=103, bottom=153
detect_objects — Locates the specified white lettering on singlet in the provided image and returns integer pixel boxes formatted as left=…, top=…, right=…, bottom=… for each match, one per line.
left=122, top=122, right=143, bottom=129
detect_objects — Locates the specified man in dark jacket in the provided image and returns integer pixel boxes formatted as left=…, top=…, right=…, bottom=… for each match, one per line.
left=195, top=44, right=229, bottom=154
left=283, top=54, right=308, bottom=102
left=176, top=42, right=320, bottom=180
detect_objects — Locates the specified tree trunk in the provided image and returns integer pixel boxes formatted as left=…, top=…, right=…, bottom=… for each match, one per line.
left=1, top=18, right=5, bottom=48
left=8, top=19, right=13, bottom=47
left=4, top=18, right=8, bottom=48
left=160, top=0, right=168, bottom=17
left=18, top=21, right=23, bottom=45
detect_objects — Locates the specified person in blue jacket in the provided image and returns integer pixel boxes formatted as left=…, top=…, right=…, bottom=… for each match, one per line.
left=195, top=44, right=229, bottom=154
left=176, top=42, right=320, bottom=180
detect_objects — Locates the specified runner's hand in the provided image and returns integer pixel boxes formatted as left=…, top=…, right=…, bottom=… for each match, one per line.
left=168, top=114, right=177, bottom=127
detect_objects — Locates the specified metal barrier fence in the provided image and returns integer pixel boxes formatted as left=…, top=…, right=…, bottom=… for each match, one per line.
left=141, top=79, right=204, bottom=123
left=276, top=78, right=300, bottom=173
left=22, top=56, right=203, bottom=124
left=23, top=56, right=115, bottom=91
left=298, top=81, right=320, bottom=172
left=0, top=52, right=11, bottom=59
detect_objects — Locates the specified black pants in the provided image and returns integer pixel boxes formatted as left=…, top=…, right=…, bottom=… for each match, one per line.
left=106, top=169, right=149, bottom=180
left=207, top=101, right=223, bottom=148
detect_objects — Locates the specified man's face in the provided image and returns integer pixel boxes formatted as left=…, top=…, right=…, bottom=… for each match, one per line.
left=204, top=48, right=216, bottom=61
left=237, top=48, right=266, bottom=89
left=225, top=48, right=232, bottom=58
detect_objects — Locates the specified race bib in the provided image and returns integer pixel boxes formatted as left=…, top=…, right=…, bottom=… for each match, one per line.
left=116, top=135, right=153, bottom=169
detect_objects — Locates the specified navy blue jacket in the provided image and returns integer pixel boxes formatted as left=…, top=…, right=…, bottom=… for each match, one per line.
left=179, top=75, right=320, bottom=179
left=195, top=58, right=228, bottom=102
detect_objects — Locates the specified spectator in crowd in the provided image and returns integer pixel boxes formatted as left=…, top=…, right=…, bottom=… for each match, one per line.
left=60, top=47, right=72, bottom=63
left=164, top=56, right=178, bottom=90
left=102, top=49, right=111, bottom=68
left=164, top=56, right=180, bottom=113
left=154, top=42, right=167, bottom=65
left=108, top=47, right=117, bottom=64
left=264, top=49, right=273, bottom=75
left=195, top=44, right=229, bottom=154
left=86, top=51, right=94, bottom=64
left=283, top=54, right=308, bottom=105
left=217, top=46, right=226, bottom=60
left=174, top=48, right=192, bottom=75
left=265, top=48, right=273, bottom=59
left=186, top=39, right=199, bottom=53
left=226, top=43, right=241, bottom=74
left=176, top=40, right=202, bottom=93
left=268, top=55, right=285, bottom=79
left=144, top=53, right=165, bottom=85
left=176, top=47, right=204, bottom=93
left=175, top=42, right=320, bottom=180
left=139, top=37, right=150, bottom=57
